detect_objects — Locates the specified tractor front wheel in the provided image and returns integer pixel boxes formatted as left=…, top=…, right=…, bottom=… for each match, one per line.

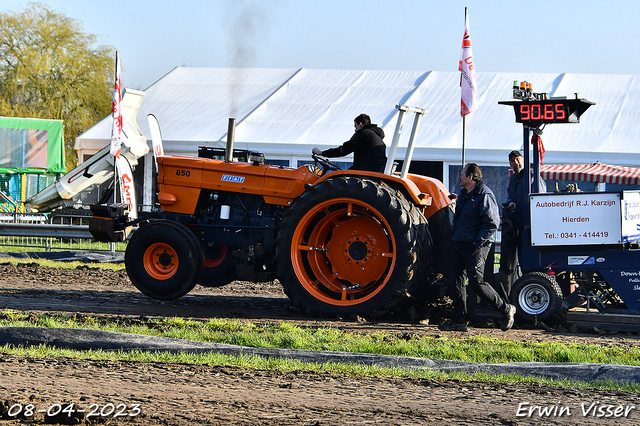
left=125, top=220, right=203, bottom=300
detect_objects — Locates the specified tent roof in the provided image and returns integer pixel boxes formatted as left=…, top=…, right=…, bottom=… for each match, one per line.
left=541, top=163, right=640, bottom=186
left=76, top=67, right=640, bottom=166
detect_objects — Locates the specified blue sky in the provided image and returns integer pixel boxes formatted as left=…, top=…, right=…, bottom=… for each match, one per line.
left=4, top=0, right=639, bottom=90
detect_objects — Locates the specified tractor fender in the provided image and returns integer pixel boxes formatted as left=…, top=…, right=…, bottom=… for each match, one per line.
left=314, top=170, right=453, bottom=220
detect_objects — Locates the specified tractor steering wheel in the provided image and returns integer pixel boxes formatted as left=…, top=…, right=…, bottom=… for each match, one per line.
left=312, top=154, right=342, bottom=175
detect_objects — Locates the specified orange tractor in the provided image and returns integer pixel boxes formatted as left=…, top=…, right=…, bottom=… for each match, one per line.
left=90, top=105, right=455, bottom=318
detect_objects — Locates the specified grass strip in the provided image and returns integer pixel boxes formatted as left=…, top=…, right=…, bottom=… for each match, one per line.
left=2, top=311, right=638, bottom=366
left=0, top=256, right=124, bottom=270
left=2, top=309, right=640, bottom=391
left=2, top=343, right=638, bottom=394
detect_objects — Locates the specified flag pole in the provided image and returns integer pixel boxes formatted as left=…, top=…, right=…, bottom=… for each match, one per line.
left=461, top=7, right=467, bottom=168
left=113, top=52, right=117, bottom=204
left=459, top=6, right=478, bottom=169
left=462, top=115, right=466, bottom=167
left=110, top=51, right=122, bottom=205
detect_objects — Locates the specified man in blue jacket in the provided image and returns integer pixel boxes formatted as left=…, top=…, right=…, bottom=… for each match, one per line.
left=439, top=163, right=516, bottom=332
left=503, top=150, right=547, bottom=278
left=312, top=114, right=387, bottom=173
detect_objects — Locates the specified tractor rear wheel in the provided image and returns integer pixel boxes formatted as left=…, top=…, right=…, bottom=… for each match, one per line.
left=198, top=242, right=236, bottom=287
left=125, top=220, right=203, bottom=300
left=510, top=272, right=563, bottom=324
left=276, top=176, right=427, bottom=318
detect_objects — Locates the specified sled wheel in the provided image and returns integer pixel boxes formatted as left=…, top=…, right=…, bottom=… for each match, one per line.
left=125, top=220, right=203, bottom=300
left=276, top=176, right=423, bottom=318
left=198, top=242, right=237, bottom=288
left=510, top=272, right=564, bottom=324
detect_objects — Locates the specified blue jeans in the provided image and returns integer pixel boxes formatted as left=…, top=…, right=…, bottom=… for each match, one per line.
left=450, top=242, right=509, bottom=324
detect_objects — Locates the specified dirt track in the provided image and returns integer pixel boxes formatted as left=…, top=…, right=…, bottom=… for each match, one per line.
left=1, top=262, right=640, bottom=425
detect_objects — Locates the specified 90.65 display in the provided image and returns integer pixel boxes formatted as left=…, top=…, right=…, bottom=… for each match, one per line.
left=499, top=98, right=595, bottom=125
left=498, top=89, right=595, bottom=127
left=514, top=101, right=572, bottom=124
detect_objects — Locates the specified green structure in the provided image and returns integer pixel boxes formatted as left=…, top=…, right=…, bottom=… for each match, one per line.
left=0, top=117, right=66, bottom=211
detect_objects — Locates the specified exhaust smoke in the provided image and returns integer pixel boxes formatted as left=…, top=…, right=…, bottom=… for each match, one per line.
left=224, top=0, right=269, bottom=117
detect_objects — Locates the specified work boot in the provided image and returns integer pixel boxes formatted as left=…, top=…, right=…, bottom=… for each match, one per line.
left=438, top=322, right=468, bottom=332
left=501, top=304, right=516, bottom=331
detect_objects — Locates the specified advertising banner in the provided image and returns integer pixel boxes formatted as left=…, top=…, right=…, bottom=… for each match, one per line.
left=622, top=191, right=640, bottom=244
left=530, top=193, right=621, bottom=246
left=116, top=155, right=137, bottom=219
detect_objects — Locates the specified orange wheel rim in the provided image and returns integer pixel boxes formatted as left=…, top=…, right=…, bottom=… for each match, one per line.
left=143, top=242, right=179, bottom=280
left=291, top=197, right=396, bottom=306
left=203, top=243, right=227, bottom=268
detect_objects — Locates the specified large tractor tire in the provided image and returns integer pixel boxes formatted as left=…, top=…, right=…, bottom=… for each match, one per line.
left=408, top=204, right=453, bottom=305
left=510, top=272, right=564, bottom=324
left=275, top=176, right=429, bottom=318
left=125, top=220, right=203, bottom=300
left=197, top=242, right=237, bottom=288
left=427, top=205, right=454, bottom=281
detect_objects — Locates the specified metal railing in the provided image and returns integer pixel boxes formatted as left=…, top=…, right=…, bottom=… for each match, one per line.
left=0, top=213, right=126, bottom=252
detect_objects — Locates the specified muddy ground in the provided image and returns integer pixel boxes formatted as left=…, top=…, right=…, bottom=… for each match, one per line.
left=0, top=262, right=639, bottom=425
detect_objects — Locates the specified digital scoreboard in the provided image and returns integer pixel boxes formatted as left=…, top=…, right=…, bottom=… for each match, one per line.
left=499, top=97, right=595, bottom=125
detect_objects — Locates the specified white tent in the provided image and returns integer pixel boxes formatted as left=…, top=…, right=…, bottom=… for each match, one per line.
left=76, top=67, right=640, bottom=206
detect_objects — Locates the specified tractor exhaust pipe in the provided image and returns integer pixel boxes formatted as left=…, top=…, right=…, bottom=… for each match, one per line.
left=225, top=117, right=236, bottom=162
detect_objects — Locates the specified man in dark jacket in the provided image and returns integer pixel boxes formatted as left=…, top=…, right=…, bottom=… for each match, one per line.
left=505, top=150, right=546, bottom=232
left=502, top=150, right=547, bottom=282
left=439, top=163, right=516, bottom=332
left=312, top=114, right=387, bottom=173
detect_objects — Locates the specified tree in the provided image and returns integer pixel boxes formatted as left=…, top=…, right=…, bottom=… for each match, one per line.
left=0, top=2, right=115, bottom=170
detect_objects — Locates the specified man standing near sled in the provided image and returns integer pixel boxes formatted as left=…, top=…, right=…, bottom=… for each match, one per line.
left=439, top=163, right=516, bottom=332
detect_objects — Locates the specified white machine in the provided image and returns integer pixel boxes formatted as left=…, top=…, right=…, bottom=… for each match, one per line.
left=25, top=90, right=149, bottom=213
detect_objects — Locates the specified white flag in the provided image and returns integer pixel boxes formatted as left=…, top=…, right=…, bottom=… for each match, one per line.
left=147, top=114, right=164, bottom=172
left=459, top=9, right=479, bottom=117
left=110, top=51, right=123, bottom=157
left=116, top=155, right=137, bottom=219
